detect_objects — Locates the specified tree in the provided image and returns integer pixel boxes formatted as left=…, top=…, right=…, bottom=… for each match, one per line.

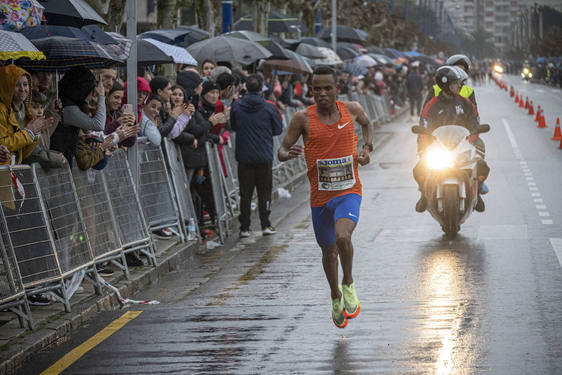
left=86, top=0, right=126, bottom=32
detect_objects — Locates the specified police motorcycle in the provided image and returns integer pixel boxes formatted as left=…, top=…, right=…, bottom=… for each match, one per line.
left=412, top=123, right=490, bottom=238
left=521, top=66, right=532, bottom=81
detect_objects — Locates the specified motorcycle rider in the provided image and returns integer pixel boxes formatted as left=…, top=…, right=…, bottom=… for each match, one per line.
left=424, top=55, right=477, bottom=113
left=414, top=65, right=490, bottom=213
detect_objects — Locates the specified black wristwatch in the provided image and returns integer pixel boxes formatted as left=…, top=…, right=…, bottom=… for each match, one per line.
left=363, top=143, right=373, bottom=152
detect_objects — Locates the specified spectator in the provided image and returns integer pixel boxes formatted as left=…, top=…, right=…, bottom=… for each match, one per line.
left=293, top=74, right=314, bottom=106
left=167, top=85, right=196, bottom=143
left=104, top=81, right=138, bottom=149
left=210, top=66, right=232, bottom=83
left=373, top=71, right=386, bottom=96
left=123, top=76, right=151, bottom=123
left=0, top=65, right=50, bottom=165
left=279, top=75, right=303, bottom=108
left=199, top=59, right=216, bottom=79
left=230, top=74, right=283, bottom=238
left=406, top=64, right=423, bottom=121
left=50, top=66, right=107, bottom=165
left=139, top=94, right=162, bottom=146
left=97, top=68, right=117, bottom=96
left=23, top=90, right=66, bottom=169
left=0, top=145, right=10, bottom=164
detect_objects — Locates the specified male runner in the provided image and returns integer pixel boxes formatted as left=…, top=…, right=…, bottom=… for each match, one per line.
left=278, top=65, right=373, bottom=328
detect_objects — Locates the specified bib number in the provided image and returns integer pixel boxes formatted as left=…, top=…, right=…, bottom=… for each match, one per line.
left=317, top=155, right=355, bottom=191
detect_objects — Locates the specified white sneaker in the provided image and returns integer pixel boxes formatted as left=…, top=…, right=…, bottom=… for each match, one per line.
left=239, top=230, right=251, bottom=238
left=262, top=226, right=277, bottom=235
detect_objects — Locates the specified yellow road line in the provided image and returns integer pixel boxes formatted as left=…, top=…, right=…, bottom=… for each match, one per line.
left=41, top=310, right=142, bottom=375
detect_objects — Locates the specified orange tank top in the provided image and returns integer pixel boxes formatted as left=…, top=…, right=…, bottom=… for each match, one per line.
left=305, top=101, right=362, bottom=207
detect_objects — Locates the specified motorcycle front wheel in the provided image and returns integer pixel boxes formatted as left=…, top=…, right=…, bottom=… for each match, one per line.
left=442, top=185, right=460, bottom=239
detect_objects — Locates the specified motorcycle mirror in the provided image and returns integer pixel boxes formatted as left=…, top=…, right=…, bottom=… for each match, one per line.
left=411, top=125, right=432, bottom=135
left=478, top=124, right=490, bottom=134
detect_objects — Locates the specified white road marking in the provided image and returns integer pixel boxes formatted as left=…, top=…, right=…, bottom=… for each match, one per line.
left=543, top=220, right=554, bottom=225
left=536, top=89, right=545, bottom=93
left=538, top=212, right=550, bottom=217
left=504, top=119, right=523, bottom=160
left=549, top=238, right=562, bottom=267
left=536, top=205, right=547, bottom=210
left=534, top=198, right=544, bottom=203
left=528, top=182, right=536, bottom=186
left=526, top=177, right=534, bottom=180
left=553, top=89, right=561, bottom=93
left=530, top=187, right=539, bottom=191
left=531, top=193, right=541, bottom=197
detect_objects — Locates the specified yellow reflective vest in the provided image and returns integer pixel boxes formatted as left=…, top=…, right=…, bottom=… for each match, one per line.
left=433, top=84, right=474, bottom=99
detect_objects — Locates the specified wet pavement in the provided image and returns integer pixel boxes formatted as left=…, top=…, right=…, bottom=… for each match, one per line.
left=17, top=78, right=562, bottom=374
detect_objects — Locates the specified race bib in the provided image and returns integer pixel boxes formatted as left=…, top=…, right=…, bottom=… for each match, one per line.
left=317, top=155, right=355, bottom=191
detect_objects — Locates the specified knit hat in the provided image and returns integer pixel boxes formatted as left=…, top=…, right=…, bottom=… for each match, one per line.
left=201, top=80, right=219, bottom=96
left=176, top=70, right=202, bottom=92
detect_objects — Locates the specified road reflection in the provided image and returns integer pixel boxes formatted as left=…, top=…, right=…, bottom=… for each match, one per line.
left=416, top=235, right=486, bottom=374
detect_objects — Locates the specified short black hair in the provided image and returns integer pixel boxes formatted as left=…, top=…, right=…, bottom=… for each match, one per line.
left=245, top=74, right=263, bottom=93
left=313, top=65, right=337, bottom=82
left=149, top=76, right=169, bottom=94
left=216, top=72, right=234, bottom=90
left=30, top=90, right=46, bottom=105
left=146, top=94, right=164, bottom=106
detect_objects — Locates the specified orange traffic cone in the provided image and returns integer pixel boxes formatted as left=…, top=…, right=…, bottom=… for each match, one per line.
left=524, top=97, right=529, bottom=109
left=515, top=94, right=519, bottom=104
left=535, top=105, right=541, bottom=121
left=552, top=118, right=561, bottom=141
left=510, top=86, right=514, bottom=97
left=519, top=96, right=525, bottom=108
left=528, top=101, right=534, bottom=115
left=538, top=110, right=547, bottom=128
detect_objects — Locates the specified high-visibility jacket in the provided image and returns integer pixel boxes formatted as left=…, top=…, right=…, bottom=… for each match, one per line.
left=433, top=84, right=474, bottom=99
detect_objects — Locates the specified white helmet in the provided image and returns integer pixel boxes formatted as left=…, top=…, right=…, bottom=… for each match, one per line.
left=446, top=54, right=471, bottom=74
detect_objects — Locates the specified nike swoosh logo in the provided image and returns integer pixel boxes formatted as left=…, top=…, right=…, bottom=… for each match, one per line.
left=338, top=121, right=351, bottom=129
left=348, top=212, right=358, bottom=218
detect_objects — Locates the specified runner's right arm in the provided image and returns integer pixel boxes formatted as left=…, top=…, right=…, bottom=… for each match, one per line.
left=278, top=111, right=306, bottom=162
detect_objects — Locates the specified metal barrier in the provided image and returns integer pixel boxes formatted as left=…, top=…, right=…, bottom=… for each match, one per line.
left=136, top=138, right=184, bottom=241
left=103, top=149, right=156, bottom=267
left=0, top=209, right=32, bottom=329
left=162, top=138, right=199, bottom=241
left=219, top=137, right=240, bottom=218
left=205, top=142, right=229, bottom=242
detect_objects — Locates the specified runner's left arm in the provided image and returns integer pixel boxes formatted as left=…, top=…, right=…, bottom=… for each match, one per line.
left=346, top=101, right=372, bottom=166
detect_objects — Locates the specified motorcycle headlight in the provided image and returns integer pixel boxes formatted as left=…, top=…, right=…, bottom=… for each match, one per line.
left=521, top=73, right=525, bottom=78
left=425, top=148, right=454, bottom=169
left=529, top=73, right=533, bottom=78
left=523, top=68, right=530, bottom=74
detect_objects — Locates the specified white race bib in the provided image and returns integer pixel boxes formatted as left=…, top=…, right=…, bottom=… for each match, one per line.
left=317, top=155, right=355, bottom=191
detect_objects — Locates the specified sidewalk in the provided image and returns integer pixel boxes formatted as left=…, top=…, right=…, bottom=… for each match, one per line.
left=0, top=170, right=309, bottom=375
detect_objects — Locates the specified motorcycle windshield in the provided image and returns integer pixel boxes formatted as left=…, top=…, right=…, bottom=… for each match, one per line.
left=432, top=125, right=470, bottom=148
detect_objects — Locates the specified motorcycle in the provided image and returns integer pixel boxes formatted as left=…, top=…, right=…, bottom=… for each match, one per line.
left=521, top=67, right=532, bottom=81
left=412, top=124, right=490, bottom=238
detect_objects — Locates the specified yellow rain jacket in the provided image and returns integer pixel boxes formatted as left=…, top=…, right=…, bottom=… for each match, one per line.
left=0, top=65, right=38, bottom=165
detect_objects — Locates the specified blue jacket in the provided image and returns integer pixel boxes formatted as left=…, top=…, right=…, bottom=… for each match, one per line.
left=231, top=92, right=283, bottom=163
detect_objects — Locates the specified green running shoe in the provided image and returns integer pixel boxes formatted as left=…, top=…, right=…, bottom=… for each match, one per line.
left=342, top=283, right=361, bottom=319
left=332, top=285, right=348, bottom=328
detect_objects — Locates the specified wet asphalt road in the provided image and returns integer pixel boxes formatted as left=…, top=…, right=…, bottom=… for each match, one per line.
left=19, top=76, right=562, bottom=374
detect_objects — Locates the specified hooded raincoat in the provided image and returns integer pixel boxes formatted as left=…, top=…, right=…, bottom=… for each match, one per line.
left=0, top=65, right=38, bottom=165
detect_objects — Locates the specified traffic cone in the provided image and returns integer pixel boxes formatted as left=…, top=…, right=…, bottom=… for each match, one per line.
left=535, top=105, right=541, bottom=122
left=510, top=85, right=514, bottom=97
left=519, top=96, right=525, bottom=108
left=524, top=97, right=529, bottom=109
left=552, top=118, right=561, bottom=140
left=538, top=110, right=547, bottom=128
left=559, top=136, right=562, bottom=149
left=528, top=101, right=534, bottom=115
left=515, top=94, right=519, bottom=104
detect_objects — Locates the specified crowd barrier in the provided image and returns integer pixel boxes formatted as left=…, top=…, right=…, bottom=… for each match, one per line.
left=0, top=92, right=396, bottom=330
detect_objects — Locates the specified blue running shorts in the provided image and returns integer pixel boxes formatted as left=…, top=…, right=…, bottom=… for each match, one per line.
left=310, top=193, right=362, bottom=247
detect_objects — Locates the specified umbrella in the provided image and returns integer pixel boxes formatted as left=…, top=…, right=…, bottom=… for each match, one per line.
left=354, top=54, right=377, bottom=68
left=366, top=46, right=386, bottom=55
left=40, top=0, right=106, bottom=27
left=104, top=32, right=132, bottom=62
left=405, top=50, right=422, bottom=57
left=536, top=57, right=546, bottom=63
left=318, top=25, right=367, bottom=44
left=296, top=43, right=324, bottom=59
left=143, top=38, right=197, bottom=65
left=0, top=30, right=45, bottom=61
left=177, top=25, right=210, bottom=46
left=336, top=46, right=360, bottom=61
left=343, top=62, right=367, bottom=77
left=139, top=28, right=192, bottom=45
left=17, top=36, right=118, bottom=70
left=21, top=25, right=117, bottom=45
left=382, top=48, right=401, bottom=59
left=368, top=53, right=394, bottom=66
left=394, top=56, right=408, bottom=65
left=262, top=49, right=312, bottom=74
left=1, top=0, right=44, bottom=31
left=187, top=36, right=271, bottom=65
left=224, top=30, right=270, bottom=43
left=314, top=47, right=343, bottom=66
left=233, top=16, right=253, bottom=31
left=263, top=40, right=293, bottom=59
left=299, top=37, right=331, bottom=48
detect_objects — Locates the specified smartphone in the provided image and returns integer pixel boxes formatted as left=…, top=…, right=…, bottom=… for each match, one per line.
left=122, top=104, right=133, bottom=114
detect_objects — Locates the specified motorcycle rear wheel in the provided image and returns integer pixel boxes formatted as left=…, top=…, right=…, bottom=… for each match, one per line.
left=442, top=185, right=460, bottom=239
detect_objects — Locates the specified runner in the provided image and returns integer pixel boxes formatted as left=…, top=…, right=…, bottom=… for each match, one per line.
left=278, top=65, right=373, bottom=328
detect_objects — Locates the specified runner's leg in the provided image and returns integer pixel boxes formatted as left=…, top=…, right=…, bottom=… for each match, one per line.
left=321, top=244, right=341, bottom=300
left=334, top=217, right=356, bottom=286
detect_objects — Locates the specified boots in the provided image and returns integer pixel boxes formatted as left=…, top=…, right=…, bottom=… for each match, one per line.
left=415, top=194, right=427, bottom=212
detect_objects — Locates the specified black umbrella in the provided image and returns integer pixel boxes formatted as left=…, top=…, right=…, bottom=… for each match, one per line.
left=233, top=16, right=253, bottom=32
left=264, top=40, right=293, bottom=60
left=299, top=37, right=331, bottom=48
left=139, top=28, right=190, bottom=45
left=39, top=0, right=107, bottom=27
left=17, top=36, right=118, bottom=71
left=318, top=25, right=367, bottom=44
left=137, top=39, right=175, bottom=65
left=177, top=25, right=210, bottom=46
left=187, top=36, right=271, bottom=65
left=366, top=46, right=385, bottom=55
left=336, top=46, right=360, bottom=61
left=21, top=25, right=117, bottom=45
